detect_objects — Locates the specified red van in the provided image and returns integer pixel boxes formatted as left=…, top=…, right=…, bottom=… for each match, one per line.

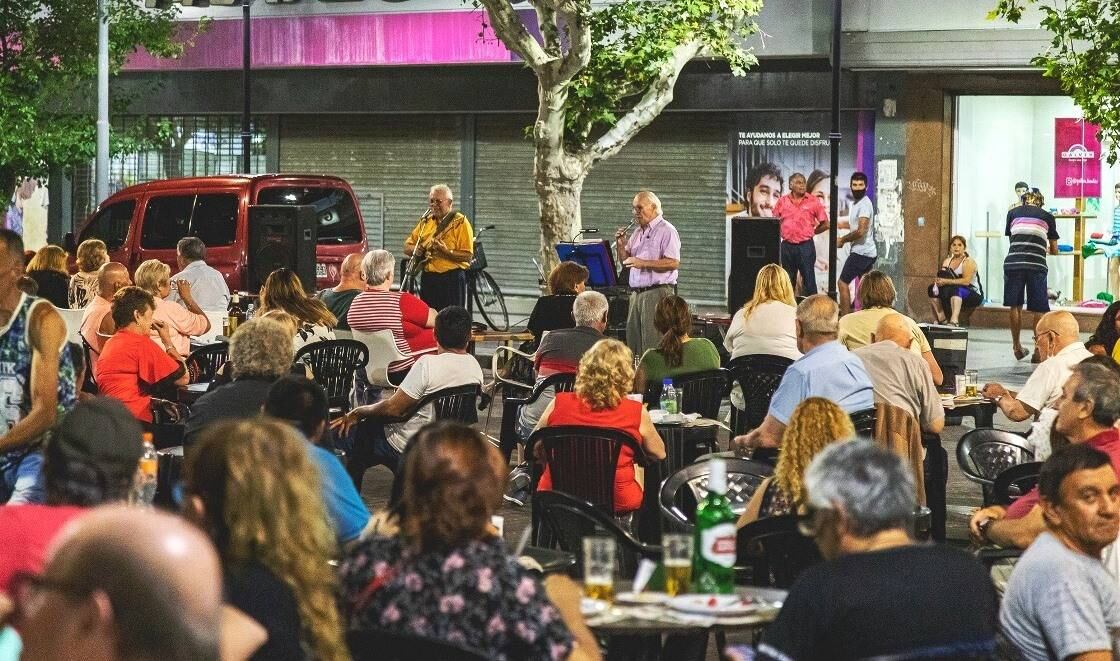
left=67, top=174, right=367, bottom=291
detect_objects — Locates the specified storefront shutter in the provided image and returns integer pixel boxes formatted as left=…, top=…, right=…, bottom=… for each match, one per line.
left=277, top=115, right=462, bottom=258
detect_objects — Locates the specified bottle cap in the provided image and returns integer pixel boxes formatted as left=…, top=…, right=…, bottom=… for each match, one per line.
left=663, top=378, right=672, bottom=385
left=708, top=459, right=727, bottom=495
left=142, top=432, right=154, bottom=445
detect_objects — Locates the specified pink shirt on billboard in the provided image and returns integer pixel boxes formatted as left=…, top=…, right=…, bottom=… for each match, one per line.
left=774, top=193, right=828, bottom=244
left=625, top=215, right=681, bottom=289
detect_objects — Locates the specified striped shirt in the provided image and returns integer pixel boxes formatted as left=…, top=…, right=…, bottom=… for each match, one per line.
left=346, top=289, right=435, bottom=373
left=1004, top=205, right=1058, bottom=272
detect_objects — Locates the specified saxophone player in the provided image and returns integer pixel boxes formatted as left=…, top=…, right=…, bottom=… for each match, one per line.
left=404, top=184, right=474, bottom=311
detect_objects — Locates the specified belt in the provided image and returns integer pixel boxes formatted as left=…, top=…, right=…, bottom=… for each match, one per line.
left=631, top=284, right=674, bottom=294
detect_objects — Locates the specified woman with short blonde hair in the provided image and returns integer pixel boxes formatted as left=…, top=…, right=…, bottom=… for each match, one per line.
left=536, top=338, right=667, bottom=514
left=69, top=239, right=109, bottom=309
left=738, top=397, right=854, bottom=527
left=133, top=258, right=210, bottom=355
left=723, top=263, right=800, bottom=361
left=25, top=244, right=70, bottom=308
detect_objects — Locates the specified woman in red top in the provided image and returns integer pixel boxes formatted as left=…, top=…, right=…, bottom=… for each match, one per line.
left=536, top=338, right=666, bottom=513
left=94, top=286, right=188, bottom=423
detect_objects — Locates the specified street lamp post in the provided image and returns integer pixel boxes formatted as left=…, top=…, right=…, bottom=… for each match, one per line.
left=96, top=0, right=109, bottom=204
left=827, top=0, right=842, bottom=302
left=241, top=0, right=252, bottom=174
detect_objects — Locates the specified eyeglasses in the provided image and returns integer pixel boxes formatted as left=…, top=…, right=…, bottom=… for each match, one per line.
left=4, top=571, right=93, bottom=625
left=1033, top=329, right=1056, bottom=343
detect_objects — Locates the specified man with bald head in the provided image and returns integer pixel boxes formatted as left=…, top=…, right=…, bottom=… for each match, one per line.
left=79, top=262, right=131, bottom=364
left=982, top=310, right=1092, bottom=459
left=733, top=294, right=874, bottom=450
left=316, top=252, right=366, bottom=330
left=12, top=505, right=222, bottom=661
left=616, top=190, right=681, bottom=356
left=853, top=313, right=944, bottom=434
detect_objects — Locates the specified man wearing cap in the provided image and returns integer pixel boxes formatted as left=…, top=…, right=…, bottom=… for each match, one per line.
left=0, top=397, right=144, bottom=592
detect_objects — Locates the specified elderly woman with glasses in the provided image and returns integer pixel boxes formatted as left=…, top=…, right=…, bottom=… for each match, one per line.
left=133, top=259, right=211, bottom=356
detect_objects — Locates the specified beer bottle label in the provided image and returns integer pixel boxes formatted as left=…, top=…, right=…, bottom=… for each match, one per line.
left=700, top=522, right=736, bottom=568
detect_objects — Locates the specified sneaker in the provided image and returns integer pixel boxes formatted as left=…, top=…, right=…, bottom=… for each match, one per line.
left=504, top=469, right=531, bottom=507
left=503, top=492, right=526, bottom=507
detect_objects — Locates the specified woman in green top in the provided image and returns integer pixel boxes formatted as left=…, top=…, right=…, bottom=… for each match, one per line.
left=634, top=295, right=721, bottom=393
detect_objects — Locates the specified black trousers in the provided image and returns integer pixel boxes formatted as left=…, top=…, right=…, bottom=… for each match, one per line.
left=780, top=240, right=817, bottom=295
left=922, top=432, right=948, bottom=542
left=420, top=269, right=468, bottom=311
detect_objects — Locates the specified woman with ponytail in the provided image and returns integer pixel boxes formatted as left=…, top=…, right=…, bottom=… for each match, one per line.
left=633, top=294, right=720, bottom=392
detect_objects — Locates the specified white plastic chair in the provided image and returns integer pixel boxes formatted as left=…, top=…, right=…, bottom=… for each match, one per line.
left=351, top=328, right=436, bottom=388
left=54, top=307, right=84, bottom=345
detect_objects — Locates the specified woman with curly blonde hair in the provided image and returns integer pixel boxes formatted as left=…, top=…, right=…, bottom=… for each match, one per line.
left=737, top=397, right=854, bottom=527
left=258, top=268, right=337, bottom=351
left=535, top=338, right=666, bottom=513
left=184, top=418, right=347, bottom=661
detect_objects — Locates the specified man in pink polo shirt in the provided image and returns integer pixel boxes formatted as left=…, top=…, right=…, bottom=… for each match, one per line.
left=970, top=359, right=1120, bottom=549
left=774, top=172, right=829, bottom=295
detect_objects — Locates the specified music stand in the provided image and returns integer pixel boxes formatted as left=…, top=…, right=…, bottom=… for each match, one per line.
left=556, top=240, right=618, bottom=288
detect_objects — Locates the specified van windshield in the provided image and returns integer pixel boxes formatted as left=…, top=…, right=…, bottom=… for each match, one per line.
left=256, top=186, right=363, bottom=244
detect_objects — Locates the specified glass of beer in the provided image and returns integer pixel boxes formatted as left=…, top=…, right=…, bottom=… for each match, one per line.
left=965, top=369, right=980, bottom=398
left=662, top=533, right=693, bottom=596
left=582, top=536, right=615, bottom=601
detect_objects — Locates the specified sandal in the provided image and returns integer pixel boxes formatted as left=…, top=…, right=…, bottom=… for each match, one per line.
left=1013, top=346, right=1028, bottom=361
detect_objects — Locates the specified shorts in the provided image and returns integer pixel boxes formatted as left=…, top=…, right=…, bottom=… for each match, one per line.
left=1003, top=269, right=1049, bottom=312
left=839, top=253, right=877, bottom=284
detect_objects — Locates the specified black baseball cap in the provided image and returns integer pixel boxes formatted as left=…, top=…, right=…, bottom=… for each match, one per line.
left=49, top=397, right=144, bottom=467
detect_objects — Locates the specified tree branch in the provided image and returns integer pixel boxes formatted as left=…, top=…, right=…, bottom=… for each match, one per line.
left=552, top=0, right=591, bottom=82
left=478, top=0, right=550, bottom=73
left=584, top=41, right=701, bottom=165
left=528, top=0, right=561, bottom=56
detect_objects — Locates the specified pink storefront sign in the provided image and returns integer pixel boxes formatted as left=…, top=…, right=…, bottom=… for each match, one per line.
left=125, top=10, right=522, bottom=70
left=1054, top=117, right=1102, bottom=198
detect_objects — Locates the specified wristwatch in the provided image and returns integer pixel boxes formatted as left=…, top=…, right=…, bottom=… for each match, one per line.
left=977, top=517, right=996, bottom=542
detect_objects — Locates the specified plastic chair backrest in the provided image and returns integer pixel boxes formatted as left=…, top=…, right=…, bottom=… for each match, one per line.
left=736, top=514, right=823, bottom=588
left=532, top=489, right=661, bottom=577
left=351, top=328, right=410, bottom=387
left=644, top=368, right=729, bottom=419
left=498, top=373, right=577, bottom=453
left=347, top=629, right=488, bottom=661
left=956, top=429, right=1035, bottom=485
left=727, top=354, right=794, bottom=434
left=529, top=425, right=644, bottom=515
left=849, top=408, right=877, bottom=436
left=411, top=384, right=481, bottom=425
left=992, top=461, right=1043, bottom=507
left=294, top=339, right=369, bottom=410
left=54, top=306, right=84, bottom=344
left=186, top=343, right=229, bottom=383
left=659, top=458, right=773, bottom=532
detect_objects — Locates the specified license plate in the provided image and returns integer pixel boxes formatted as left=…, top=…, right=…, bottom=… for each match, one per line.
left=316, top=263, right=327, bottom=278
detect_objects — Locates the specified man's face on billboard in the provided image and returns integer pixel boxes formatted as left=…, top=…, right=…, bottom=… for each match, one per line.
left=750, top=175, right=782, bottom=217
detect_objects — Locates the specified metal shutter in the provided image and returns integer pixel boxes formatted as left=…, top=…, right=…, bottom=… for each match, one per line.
left=278, top=115, right=462, bottom=257
left=582, top=114, right=728, bottom=306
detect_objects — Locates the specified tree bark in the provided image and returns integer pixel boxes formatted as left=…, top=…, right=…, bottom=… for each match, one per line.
left=535, top=171, right=585, bottom=281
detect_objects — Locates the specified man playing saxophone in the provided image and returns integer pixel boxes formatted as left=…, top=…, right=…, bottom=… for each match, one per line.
left=404, top=184, right=474, bottom=311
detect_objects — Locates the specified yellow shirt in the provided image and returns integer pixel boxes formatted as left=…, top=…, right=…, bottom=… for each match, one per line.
left=837, top=307, right=931, bottom=357
left=406, top=212, right=474, bottom=273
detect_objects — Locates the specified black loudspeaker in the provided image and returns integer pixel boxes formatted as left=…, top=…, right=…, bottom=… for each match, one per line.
left=247, top=205, right=317, bottom=292
left=727, top=216, right=781, bottom=313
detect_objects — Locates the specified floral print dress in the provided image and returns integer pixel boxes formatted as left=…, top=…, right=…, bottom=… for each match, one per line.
left=340, top=535, right=574, bottom=661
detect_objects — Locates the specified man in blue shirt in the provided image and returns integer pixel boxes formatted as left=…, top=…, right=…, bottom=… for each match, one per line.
left=264, top=376, right=371, bottom=549
left=734, top=294, right=874, bottom=450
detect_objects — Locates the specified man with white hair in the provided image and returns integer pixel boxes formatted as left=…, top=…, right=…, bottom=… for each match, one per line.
left=404, top=184, right=474, bottom=311
left=757, top=441, right=997, bottom=660
left=347, top=249, right=436, bottom=383
left=316, top=252, right=366, bottom=330
left=616, top=190, right=681, bottom=357
left=734, top=294, right=874, bottom=450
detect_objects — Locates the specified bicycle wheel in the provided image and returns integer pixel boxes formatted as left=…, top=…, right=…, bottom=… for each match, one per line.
left=473, top=271, right=509, bottom=331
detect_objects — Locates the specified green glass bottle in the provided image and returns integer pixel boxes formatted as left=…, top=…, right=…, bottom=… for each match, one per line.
left=692, top=458, right=737, bottom=594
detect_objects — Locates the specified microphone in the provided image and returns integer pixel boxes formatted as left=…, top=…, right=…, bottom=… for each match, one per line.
left=582, top=228, right=599, bottom=234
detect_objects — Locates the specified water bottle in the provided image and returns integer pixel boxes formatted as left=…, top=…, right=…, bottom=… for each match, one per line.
left=660, top=378, right=678, bottom=421
left=135, top=434, right=158, bottom=507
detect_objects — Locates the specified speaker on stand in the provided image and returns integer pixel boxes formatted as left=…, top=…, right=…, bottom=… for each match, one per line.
left=726, top=216, right=781, bottom=313
left=247, top=205, right=318, bottom=292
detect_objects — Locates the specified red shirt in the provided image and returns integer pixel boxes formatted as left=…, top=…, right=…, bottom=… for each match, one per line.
left=0, top=505, right=85, bottom=592
left=1006, top=428, right=1120, bottom=519
left=537, top=393, right=645, bottom=512
left=347, top=289, right=436, bottom=373
left=774, top=193, right=828, bottom=243
left=94, top=329, right=182, bottom=422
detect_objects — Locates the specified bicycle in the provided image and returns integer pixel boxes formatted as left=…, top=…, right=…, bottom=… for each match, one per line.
left=402, top=224, right=510, bottom=331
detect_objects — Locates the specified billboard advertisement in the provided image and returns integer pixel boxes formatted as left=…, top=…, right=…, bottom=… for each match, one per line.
left=1054, top=117, right=1102, bottom=199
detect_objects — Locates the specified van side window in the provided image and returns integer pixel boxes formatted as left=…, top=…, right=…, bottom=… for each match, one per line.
left=79, top=200, right=136, bottom=250
left=141, top=195, right=194, bottom=250
left=191, top=194, right=238, bottom=247
left=256, top=187, right=363, bottom=244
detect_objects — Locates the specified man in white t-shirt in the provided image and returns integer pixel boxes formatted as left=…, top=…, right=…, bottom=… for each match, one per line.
left=335, top=306, right=483, bottom=488
left=836, top=171, right=876, bottom=315
left=981, top=311, right=1092, bottom=460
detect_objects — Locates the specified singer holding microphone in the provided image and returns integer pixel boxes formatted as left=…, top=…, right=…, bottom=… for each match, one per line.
left=616, top=190, right=681, bottom=357
left=404, top=184, right=474, bottom=311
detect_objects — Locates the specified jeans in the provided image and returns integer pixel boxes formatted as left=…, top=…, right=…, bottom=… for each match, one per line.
left=0, top=450, right=45, bottom=504
left=780, top=240, right=817, bottom=295
left=346, top=420, right=403, bottom=489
